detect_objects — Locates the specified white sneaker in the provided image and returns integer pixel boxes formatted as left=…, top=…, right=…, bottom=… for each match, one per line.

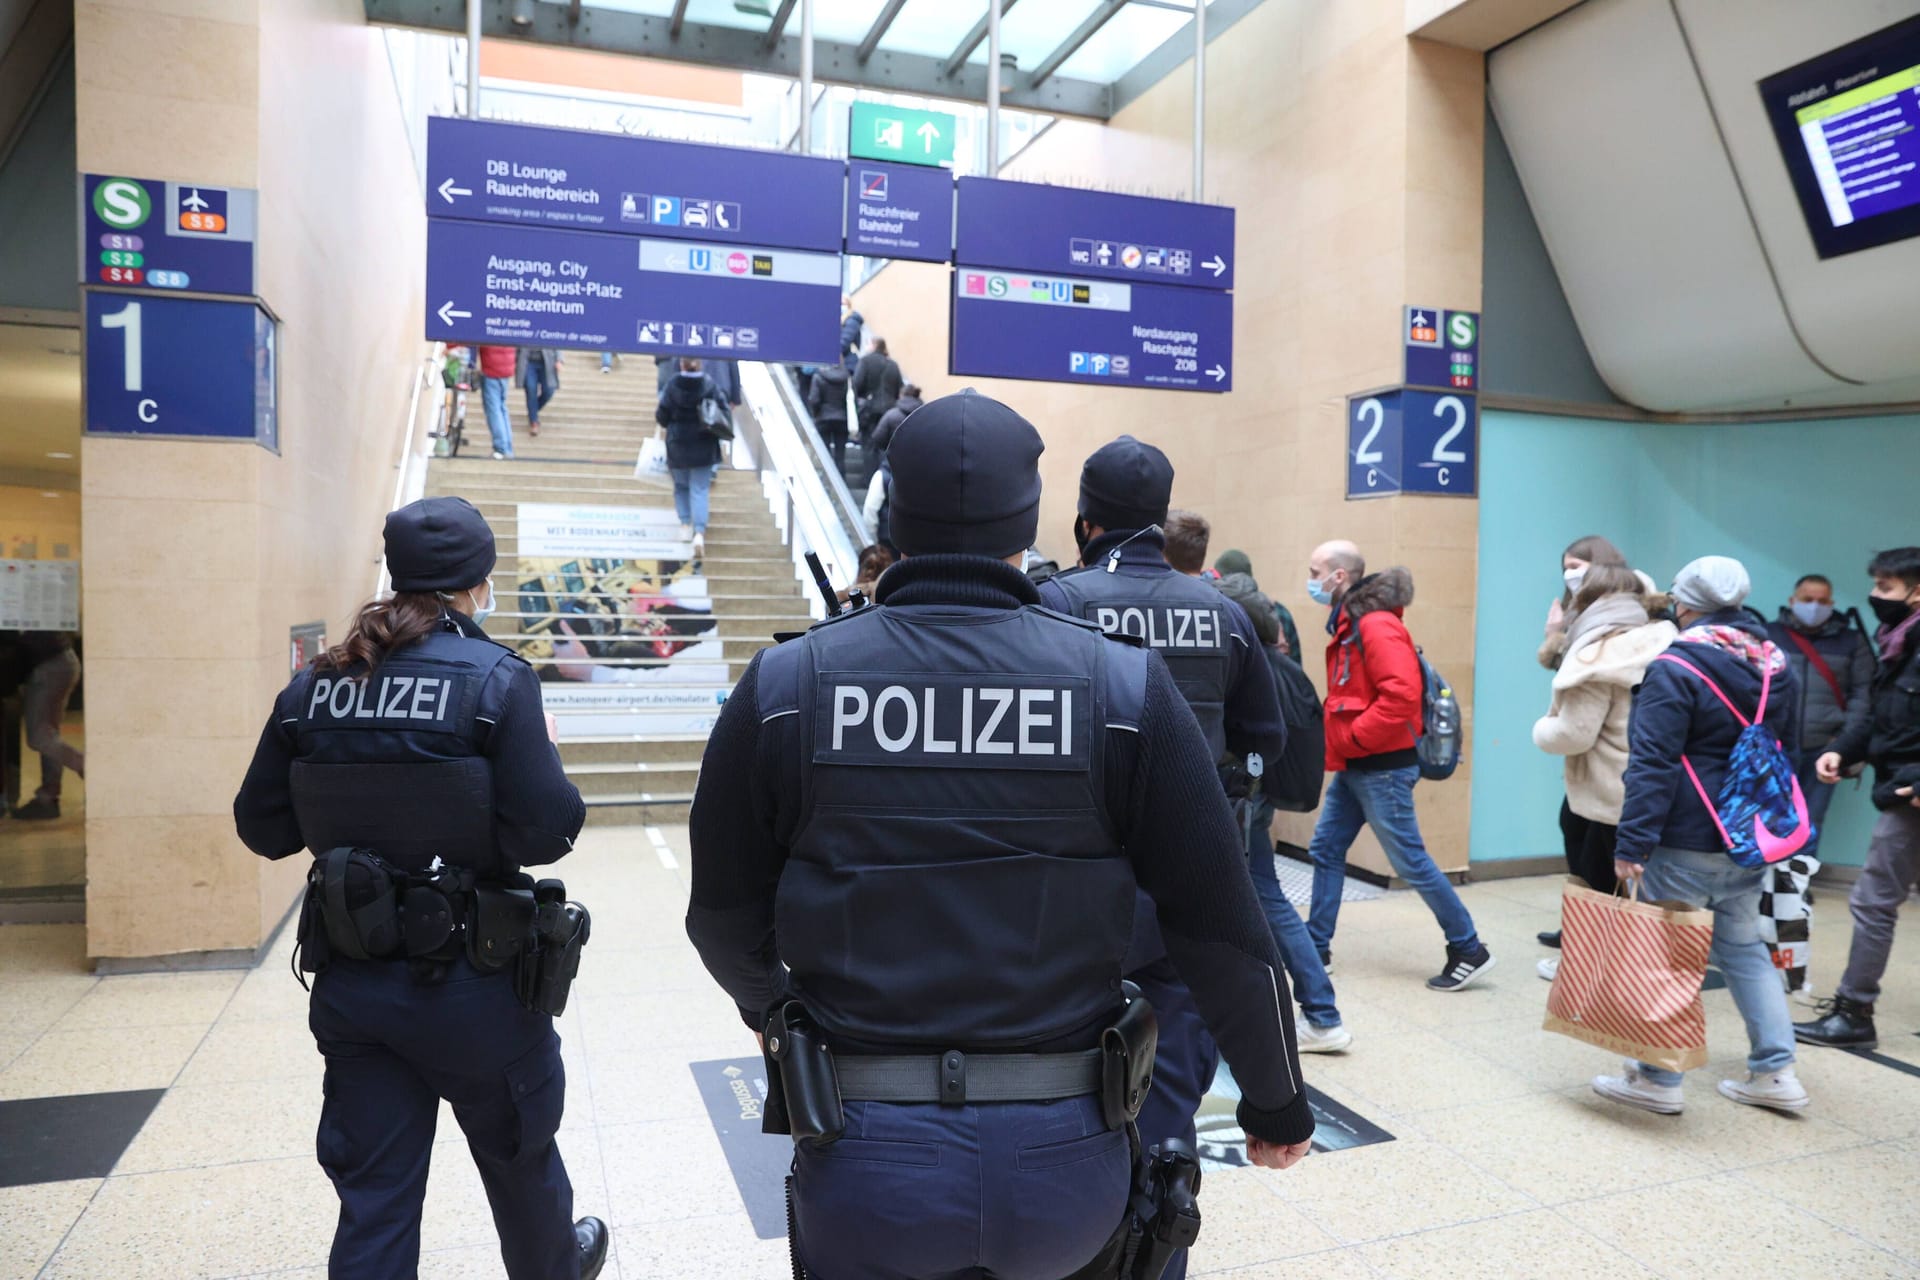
left=1592, top=1061, right=1684, bottom=1115
left=1791, top=985, right=1823, bottom=1009
left=491, top=450, right=507, bottom=460
left=1296, top=1020, right=1352, bottom=1054
left=1718, top=1068, right=1809, bottom=1113
left=691, top=532, right=705, bottom=557
left=679, top=524, right=694, bottom=543
left=1537, top=956, right=1559, bottom=982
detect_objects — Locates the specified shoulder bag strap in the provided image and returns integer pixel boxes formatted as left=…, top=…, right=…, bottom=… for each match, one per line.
left=1782, top=629, right=1846, bottom=710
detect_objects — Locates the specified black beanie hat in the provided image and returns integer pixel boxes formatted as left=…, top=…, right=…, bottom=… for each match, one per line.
left=384, top=496, right=497, bottom=593
left=1079, top=435, right=1173, bottom=532
left=887, top=390, right=1044, bottom=559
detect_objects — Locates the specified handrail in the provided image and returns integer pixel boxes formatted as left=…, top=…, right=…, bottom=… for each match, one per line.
left=374, top=344, right=447, bottom=598
left=737, top=361, right=865, bottom=618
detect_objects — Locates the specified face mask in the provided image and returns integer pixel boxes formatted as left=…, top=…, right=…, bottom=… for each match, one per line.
left=1307, top=576, right=1334, bottom=607
left=444, top=583, right=495, bottom=624
left=1869, top=594, right=1915, bottom=628
left=1790, top=600, right=1833, bottom=629
left=1563, top=567, right=1586, bottom=594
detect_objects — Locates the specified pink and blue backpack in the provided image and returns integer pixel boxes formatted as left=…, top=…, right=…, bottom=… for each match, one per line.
left=1655, top=650, right=1814, bottom=868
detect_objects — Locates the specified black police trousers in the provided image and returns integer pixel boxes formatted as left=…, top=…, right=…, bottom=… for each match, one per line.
left=309, top=952, right=578, bottom=1280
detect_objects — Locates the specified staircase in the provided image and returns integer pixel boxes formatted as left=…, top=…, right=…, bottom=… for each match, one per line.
left=422, top=355, right=813, bottom=825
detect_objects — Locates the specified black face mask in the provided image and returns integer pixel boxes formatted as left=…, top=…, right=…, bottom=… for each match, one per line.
left=1870, top=594, right=1916, bottom=628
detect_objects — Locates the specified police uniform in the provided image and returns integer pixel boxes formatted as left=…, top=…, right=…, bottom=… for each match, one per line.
left=1038, top=439, right=1286, bottom=1280
left=686, top=393, right=1312, bottom=1280
left=233, top=497, right=607, bottom=1280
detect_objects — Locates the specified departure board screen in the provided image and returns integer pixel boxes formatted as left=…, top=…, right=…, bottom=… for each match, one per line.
left=1760, top=13, right=1920, bottom=259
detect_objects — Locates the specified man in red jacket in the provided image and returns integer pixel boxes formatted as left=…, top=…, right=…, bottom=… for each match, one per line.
left=1303, top=540, right=1494, bottom=991
left=477, top=344, right=517, bottom=460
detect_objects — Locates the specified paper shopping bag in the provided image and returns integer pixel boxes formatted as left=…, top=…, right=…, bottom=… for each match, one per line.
left=636, top=437, right=669, bottom=477
left=1544, top=877, right=1713, bottom=1073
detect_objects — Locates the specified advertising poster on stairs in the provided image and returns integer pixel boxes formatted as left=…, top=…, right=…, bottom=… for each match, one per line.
left=511, top=501, right=731, bottom=737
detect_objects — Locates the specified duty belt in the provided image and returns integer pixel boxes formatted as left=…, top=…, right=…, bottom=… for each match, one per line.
left=833, top=1048, right=1104, bottom=1105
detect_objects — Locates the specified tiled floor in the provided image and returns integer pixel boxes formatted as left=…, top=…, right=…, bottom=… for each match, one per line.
left=3, top=828, right=1919, bottom=1279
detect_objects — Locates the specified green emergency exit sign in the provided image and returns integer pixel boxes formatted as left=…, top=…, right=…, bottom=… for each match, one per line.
left=849, top=102, right=955, bottom=167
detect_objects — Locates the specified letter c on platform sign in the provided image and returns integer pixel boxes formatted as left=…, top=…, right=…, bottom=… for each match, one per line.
left=137, top=398, right=158, bottom=424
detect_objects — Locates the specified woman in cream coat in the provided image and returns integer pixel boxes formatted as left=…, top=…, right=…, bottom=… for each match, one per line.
left=1534, top=564, right=1678, bottom=979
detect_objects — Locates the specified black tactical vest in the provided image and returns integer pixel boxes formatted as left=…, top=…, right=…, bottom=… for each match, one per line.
left=1047, top=564, right=1233, bottom=758
left=287, top=625, right=512, bottom=874
left=755, top=602, right=1149, bottom=1051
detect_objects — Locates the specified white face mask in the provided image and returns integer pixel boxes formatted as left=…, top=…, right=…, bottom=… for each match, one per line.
left=1790, top=600, right=1833, bottom=629
left=443, top=583, right=495, bottom=624
left=1563, top=567, right=1587, bottom=594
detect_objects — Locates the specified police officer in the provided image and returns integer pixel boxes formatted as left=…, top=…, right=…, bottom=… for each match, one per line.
left=1038, top=437, right=1287, bottom=1280
left=686, top=392, right=1312, bottom=1280
left=233, top=497, right=608, bottom=1280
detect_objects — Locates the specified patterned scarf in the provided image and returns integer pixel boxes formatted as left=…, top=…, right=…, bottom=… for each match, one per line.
left=1678, top=623, right=1788, bottom=675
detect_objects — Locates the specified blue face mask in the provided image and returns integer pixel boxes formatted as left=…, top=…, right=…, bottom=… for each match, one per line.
left=469, top=583, right=496, bottom=625
left=1307, top=576, right=1334, bottom=607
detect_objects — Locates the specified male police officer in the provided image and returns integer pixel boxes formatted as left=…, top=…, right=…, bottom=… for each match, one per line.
left=687, top=393, right=1312, bottom=1280
left=1038, top=437, right=1291, bottom=1280
left=234, top=496, right=607, bottom=1280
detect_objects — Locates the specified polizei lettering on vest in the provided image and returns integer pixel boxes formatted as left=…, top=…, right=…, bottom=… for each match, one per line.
left=1091, top=605, right=1223, bottom=650
left=307, top=675, right=455, bottom=724
left=819, top=673, right=1089, bottom=769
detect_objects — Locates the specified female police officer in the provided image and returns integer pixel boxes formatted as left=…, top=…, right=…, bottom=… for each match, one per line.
left=234, top=496, right=607, bottom=1280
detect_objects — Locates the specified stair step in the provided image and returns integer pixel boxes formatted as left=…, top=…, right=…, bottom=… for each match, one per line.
left=560, top=735, right=710, bottom=765
left=581, top=797, right=694, bottom=826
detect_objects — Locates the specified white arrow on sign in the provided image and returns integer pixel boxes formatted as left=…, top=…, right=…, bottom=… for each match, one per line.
left=723, top=1065, right=743, bottom=1079
left=916, top=121, right=941, bottom=151
left=1202, top=255, right=1227, bottom=278
left=437, top=300, right=472, bottom=326
left=1207, top=364, right=1227, bottom=382
left=437, top=178, right=472, bottom=204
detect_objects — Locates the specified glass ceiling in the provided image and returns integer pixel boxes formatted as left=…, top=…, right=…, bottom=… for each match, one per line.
left=579, top=0, right=1208, bottom=87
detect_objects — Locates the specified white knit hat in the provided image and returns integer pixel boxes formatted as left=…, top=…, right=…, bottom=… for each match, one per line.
left=1671, top=556, right=1751, bottom=613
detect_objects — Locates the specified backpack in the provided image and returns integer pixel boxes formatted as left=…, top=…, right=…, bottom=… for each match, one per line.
left=1263, top=649, right=1324, bottom=812
left=1414, top=648, right=1461, bottom=781
left=1654, top=651, right=1814, bottom=868
left=699, top=393, right=734, bottom=441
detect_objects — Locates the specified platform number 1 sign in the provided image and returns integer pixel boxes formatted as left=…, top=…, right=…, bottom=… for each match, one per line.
left=85, top=291, right=277, bottom=447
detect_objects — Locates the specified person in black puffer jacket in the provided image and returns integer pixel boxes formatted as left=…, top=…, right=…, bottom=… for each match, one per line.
left=1797, top=547, right=1920, bottom=1052
left=653, top=357, right=727, bottom=555
left=806, top=360, right=852, bottom=477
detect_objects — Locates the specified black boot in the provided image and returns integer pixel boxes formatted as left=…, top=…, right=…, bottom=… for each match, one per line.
left=10, top=796, right=59, bottom=821
left=1537, top=929, right=1562, bottom=949
left=575, top=1216, right=609, bottom=1280
left=1794, top=995, right=1877, bottom=1050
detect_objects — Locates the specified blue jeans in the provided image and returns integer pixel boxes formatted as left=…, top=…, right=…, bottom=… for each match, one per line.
left=793, top=1095, right=1129, bottom=1280
left=600, top=351, right=613, bottom=370
left=1246, top=798, right=1342, bottom=1027
left=480, top=376, right=512, bottom=456
left=521, top=362, right=555, bottom=424
left=1634, top=847, right=1796, bottom=1086
left=1307, top=766, right=1479, bottom=953
left=670, top=464, right=714, bottom=532
left=1794, top=747, right=1837, bottom=860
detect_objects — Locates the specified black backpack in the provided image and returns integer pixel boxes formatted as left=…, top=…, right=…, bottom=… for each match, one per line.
left=1264, top=649, right=1325, bottom=812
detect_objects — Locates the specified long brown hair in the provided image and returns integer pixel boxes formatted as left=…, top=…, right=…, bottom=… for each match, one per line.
left=1566, top=563, right=1652, bottom=664
left=314, top=592, right=446, bottom=676
left=1560, top=535, right=1629, bottom=607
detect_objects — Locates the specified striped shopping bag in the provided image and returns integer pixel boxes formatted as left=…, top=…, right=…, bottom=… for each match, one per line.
left=1544, top=878, right=1713, bottom=1073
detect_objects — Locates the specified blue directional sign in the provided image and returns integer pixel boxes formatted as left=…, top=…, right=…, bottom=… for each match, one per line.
left=955, top=177, right=1235, bottom=290
left=1346, top=388, right=1476, bottom=499
left=951, top=268, right=1232, bottom=392
left=80, top=174, right=259, bottom=296
left=425, top=219, right=840, bottom=363
left=84, top=291, right=277, bottom=447
left=846, top=161, right=953, bottom=263
left=1403, top=307, right=1479, bottom=391
left=426, top=116, right=846, bottom=253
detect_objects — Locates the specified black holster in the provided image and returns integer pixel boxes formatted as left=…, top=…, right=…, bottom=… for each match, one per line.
left=513, top=879, right=590, bottom=1016
left=766, top=1002, right=844, bottom=1146
left=1101, top=982, right=1159, bottom=1130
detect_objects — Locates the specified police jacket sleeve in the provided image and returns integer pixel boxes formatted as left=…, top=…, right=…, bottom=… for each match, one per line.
left=233, top=682, right=307, bottom=859
left=685, top=653, right=794, bottom=1028
left=1222, top=600, right=1286, bottom=763
left=1119, top=655, right=1313, bottom=1147
left=488, top=661, right=586, bottom=867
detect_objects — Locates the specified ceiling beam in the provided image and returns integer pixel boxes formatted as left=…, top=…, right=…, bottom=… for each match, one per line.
left=1029, top=0, right=1127, bottom=90
left=365, top=0, right=1112, bottom=118
left=941, top=0, right=1020, bottom=80
left=667, top=0, right=689, bottom=38
left=856, top=0, right=909, bottom=64
left=763, top=0, right=798, bottom=50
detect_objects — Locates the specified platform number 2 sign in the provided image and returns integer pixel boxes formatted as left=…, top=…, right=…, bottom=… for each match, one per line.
left=1346, top=389, right=1477, bottom=499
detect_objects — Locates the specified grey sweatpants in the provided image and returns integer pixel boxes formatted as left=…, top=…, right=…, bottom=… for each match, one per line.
left=1837, top=806, right=1920, bottom=1005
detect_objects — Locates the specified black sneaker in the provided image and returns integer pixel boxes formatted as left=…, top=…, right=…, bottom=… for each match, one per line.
left=1794, top=995, right=1877, bottom=1050
left=1537, top=929, right=1562, bottom=949
left=576, top=1216, right=609, bottom=1280
left=1318, top=950, right=1333, bottom=974
left=1427, top=942, right=1496, bottom=992
left=10, top=797, right=59, bottom=821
